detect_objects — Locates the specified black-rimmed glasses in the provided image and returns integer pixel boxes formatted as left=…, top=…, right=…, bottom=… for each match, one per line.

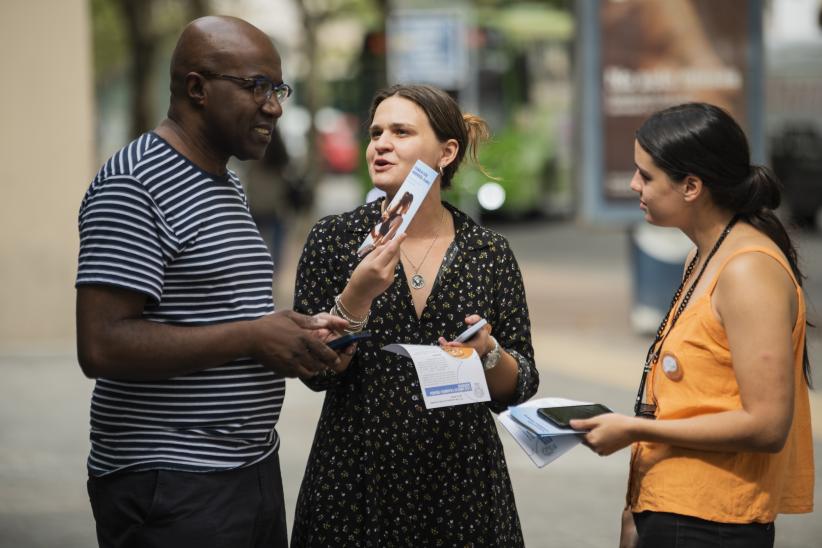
left=202, top=72, right=293, bottom=105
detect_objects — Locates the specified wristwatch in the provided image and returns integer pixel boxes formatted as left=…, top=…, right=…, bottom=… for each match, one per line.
left=482, top=336, right=501, bottom=371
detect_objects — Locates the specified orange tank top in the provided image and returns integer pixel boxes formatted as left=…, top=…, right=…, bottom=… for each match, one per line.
left=628, top=247, right=814, bottom=523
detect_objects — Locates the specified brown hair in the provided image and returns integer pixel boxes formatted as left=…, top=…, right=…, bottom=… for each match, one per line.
left=368, top=84, right=491, bottom=188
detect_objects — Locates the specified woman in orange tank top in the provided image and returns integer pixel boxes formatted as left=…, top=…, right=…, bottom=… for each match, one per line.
left=571, top=103, right=814, bottom=548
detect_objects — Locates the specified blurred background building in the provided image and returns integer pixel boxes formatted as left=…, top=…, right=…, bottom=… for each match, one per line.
left=2, top=0, right=821, bottom=348
left=1, top=2, right=821, bottom=546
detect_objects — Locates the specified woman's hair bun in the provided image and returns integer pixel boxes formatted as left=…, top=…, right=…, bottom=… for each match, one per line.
left=462, top=113, right=490, bottom=146
left=742, top=164, right=781, bottom=213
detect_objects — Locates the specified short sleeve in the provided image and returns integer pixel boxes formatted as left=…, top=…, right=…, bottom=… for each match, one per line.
left=76, top=176, right=169, bottom=302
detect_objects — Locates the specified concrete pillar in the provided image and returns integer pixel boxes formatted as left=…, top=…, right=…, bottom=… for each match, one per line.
left=0, top=0, right=95, bottom=349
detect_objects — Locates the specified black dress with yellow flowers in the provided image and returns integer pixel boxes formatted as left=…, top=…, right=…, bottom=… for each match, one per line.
left=291, top=200, right=538, bottom=547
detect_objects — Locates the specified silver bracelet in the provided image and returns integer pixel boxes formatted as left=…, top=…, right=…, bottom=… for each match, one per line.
left=330, top=304, right=366, bottom=333
left=332, top=294, right=369, bottom=332
left=481, top=336, right=501, bottom=371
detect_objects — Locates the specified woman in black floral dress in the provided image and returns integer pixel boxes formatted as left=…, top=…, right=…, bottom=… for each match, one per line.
left=291, top=84, right=538, bottom=547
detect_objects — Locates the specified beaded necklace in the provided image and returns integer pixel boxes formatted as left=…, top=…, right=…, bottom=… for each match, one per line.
left=634, top=216, right=739, bottom=418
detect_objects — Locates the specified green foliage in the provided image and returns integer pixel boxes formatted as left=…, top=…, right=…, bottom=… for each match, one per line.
left=485, top=2, right=573, bottom=44
left=91, top=0, right=128, bottom=80
left=298, top=0, right=382, bottom=23
left=474, top=0, right=568, bottom=7
left=90, top=0, right=207, bottom=83
left=447, top=106, right=559, bottom=216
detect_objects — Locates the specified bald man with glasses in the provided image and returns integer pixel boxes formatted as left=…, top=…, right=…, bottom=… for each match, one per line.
left=75, top=16, right=346, bottom=548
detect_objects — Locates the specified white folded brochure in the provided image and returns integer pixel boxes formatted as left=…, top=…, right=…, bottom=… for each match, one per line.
left=498, top=397, right=592, bottom=468
left=356, top=159, right=438, bottom=257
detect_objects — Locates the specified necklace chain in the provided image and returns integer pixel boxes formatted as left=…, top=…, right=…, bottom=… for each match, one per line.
left=634, top=216, right=739, bottom=417
left=401, top=208, right=446, bottom=289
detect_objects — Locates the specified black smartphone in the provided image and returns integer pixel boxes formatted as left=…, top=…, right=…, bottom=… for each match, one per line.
left=326, top=331, right=372, bottom=350
left=537, top=403, right=613, bottom=429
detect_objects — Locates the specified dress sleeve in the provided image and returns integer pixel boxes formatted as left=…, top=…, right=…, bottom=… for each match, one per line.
left=487, top=238, right=539, bottom=412
left=293, top=217, right=348, bottom=391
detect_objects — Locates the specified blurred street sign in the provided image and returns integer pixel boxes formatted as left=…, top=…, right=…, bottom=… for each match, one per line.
left=387, top=7, right=470, bottom=90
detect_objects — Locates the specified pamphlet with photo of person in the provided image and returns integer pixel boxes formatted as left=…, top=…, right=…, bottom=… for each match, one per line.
left=356, top=159, right=438, bottom=257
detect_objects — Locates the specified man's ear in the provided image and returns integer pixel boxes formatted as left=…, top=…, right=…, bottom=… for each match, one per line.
left=185, top=72, right=207, bottom=106
left=681, top=175, right=703, bottom=203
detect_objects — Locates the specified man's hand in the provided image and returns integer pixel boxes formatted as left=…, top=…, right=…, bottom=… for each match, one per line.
left=304, top=312, right=349, bottom=342
left=250, top=310, right=348, bottom=377
left=77, top=285, right=349, bottom=381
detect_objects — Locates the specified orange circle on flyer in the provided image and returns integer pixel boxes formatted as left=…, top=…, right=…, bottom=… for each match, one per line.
left=442, top=346, right=474, bottom=359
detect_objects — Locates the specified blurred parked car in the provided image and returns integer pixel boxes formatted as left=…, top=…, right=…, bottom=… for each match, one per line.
left=316, top=107, right=360, bottom=174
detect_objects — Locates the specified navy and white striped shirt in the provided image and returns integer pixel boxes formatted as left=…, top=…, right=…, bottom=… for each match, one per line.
left=76, top=132, right=283, bottom=476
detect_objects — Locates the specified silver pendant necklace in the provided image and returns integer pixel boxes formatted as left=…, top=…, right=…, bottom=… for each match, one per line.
left=401, top=208, right=446, bottom=290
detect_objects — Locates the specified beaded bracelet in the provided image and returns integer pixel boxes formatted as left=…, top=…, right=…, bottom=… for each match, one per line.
left=330, top=305, right=367, bottom=333
left=330, top=305, right=365, bottom=333
left=331, top=294, right=369, bottom=333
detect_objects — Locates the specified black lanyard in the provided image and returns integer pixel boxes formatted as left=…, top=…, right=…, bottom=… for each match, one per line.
left=633, top=216, right=739, bottom=418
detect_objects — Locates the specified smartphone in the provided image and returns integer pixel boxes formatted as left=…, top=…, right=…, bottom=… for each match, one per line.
left=454, top=318, right=488, bottom=343
left=327, top=331, right=372, bottom=350
left=537, top=403, right=613, bottom=429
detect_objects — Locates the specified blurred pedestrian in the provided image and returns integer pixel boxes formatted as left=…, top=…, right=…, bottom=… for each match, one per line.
left=245, top=127, right=290, bottom=272
left=75, top=16, right=347, bottom=548
left=572, top=103, right=814, bottom=548
left=290, top=84, right=538, bottom=546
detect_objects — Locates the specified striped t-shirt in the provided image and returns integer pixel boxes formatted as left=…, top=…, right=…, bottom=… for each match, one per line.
left=76, top=132, right=283, bottom=476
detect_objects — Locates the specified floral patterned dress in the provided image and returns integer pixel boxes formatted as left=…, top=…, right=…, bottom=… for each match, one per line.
left=291, top=200, right=538, bottom=547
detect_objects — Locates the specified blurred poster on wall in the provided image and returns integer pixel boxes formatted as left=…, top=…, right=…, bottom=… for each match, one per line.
left=601, top=0, right=750, bottom=200
left=387, top=7, right=470, bottom=91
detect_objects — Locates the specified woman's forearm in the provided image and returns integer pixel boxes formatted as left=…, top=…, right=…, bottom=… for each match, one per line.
left=484, top=349, right=519, bottom=402
left=632, top=407, right=792, bottom=453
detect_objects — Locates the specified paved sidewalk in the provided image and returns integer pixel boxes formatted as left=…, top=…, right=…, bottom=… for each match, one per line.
left=1, top=221, right=819, bottom=547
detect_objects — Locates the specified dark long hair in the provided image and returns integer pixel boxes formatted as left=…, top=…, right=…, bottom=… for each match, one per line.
left=368, top=84, right=490, bottom=189
left=637, top=102, right=812, bottom=386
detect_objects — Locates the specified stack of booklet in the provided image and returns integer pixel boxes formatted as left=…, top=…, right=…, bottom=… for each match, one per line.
left=498, top=397, right=595, bottom=468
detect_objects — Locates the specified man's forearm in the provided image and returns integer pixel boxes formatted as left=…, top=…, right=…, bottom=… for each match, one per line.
left=78, top=316, right=257, bottom=381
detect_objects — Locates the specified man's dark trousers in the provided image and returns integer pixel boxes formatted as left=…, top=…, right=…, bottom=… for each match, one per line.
left=87, top=451, right=288, bottom=548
